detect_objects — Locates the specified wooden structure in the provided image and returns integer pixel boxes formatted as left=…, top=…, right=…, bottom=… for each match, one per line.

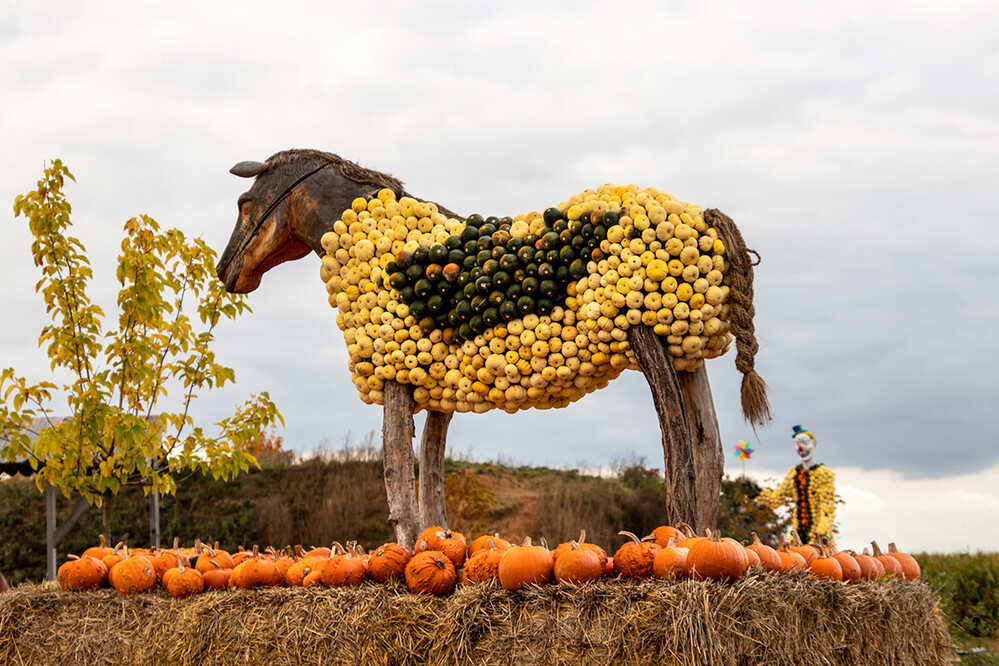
left=216, top=149, right=770, bottom=548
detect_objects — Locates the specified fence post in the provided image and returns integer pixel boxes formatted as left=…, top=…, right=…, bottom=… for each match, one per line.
left=45, top=482, right=56, bottom=581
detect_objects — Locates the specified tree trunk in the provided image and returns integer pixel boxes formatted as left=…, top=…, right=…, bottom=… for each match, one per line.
left=381, top=382, right=420, bottom=549
left=678, top=366, right=724, bottom=534
left=419, top=410, right=452, bottom=530
left=627, top=325, right=697, bottom=526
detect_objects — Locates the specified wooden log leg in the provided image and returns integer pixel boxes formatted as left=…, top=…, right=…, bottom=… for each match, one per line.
left=382, top=382, right=421, bottom=550
left=678, top=366, right=724, bottom=534
left=627, top=325, right=698, bottom=526
left=419, top=410, right=453, bottom=530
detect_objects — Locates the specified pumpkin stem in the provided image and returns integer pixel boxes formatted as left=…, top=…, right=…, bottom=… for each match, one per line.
left=870, top=541, right=885, bottom=557
left=97, top=534, right=108, bottom=549
left=67, top=554, right=80, bottom=561
left=331, top=541, right=347, bottom=556
left=175, top=554, right=186, bottom=572
left=665, top=536, right=677, bottom=549
left=577, top=529, right=587, bottom=545
left=789, top=530, right=803, bottom=547
left=294, top=545, right=305, bottom=560
left=172, top=536, right=180, bottom=550
left=540, top=537, right=549, bottom=550
left=751, top=532, right=764, bottom=547
left=888, top=542, right=901, bottom=554
left=251, top=544, right=261, bottom=558
left=676, top=522, right=697, bottom=539
left=618, top=530, right=641, bottom=544
left=519, top=536, right=534, bottom=548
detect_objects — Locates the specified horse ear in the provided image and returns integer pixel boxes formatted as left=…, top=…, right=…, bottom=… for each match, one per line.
left=230, top=161, right=268, bottom=178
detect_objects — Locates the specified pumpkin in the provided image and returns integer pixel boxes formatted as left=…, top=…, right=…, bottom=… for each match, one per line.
left=195, top=543, right=234, bottom=574
left=887, top=543, right=921, bottom=581
left=230, top=545, right=281, bottom=589
left=498, top=537, right=555, bottom=591
left=687, top=529, right=748, bottom=582
left=110, top=546, right=157, bottom=594
left=650, top=525, right=686, bottom=549
left=166, top=557, right=204, bottom=598
left=230, top=546, right=256, bottom=568
left=464, top=539, right=505, bottom=584
left=302, top=567, right=325, bottom=588
left=151, top=537, right=189, bottom=583
left=870, top=541, right=903, bottom=578
left=743, top=547, right=761, bottom=568
left=745, top=532, right=781, bottom=572
left=806, top=544, right=843, bottom=581
left=776, top=538, right=808, bottom=572
left=652, top=537, right=690, bottom=580
left=203, top=561, right=232, bottom=590
left=553, top=540, right=603, bottom=584
left=81, top=534, right=114, bottom=562
left=787, top=531, right=820, bottom=564
left=467, top=533, right=511, bottom=559
left=57, top=555, right=108, bottom=591
left=849, top=549, right=879, bottom=581
left=405, top=550, right=457, bottom=595
left=366, top=542, right=413, bottom=584
left=824, top=539, right=861, bottom=583
left=553, top=530, right=608, bottom=572
left=304, top=545, right=332, bottom=559
left=416, top=526, right=467, bottom=568
left=613, top=531, right=661, bottom=579
left=322, top=542, right=368, bottom=587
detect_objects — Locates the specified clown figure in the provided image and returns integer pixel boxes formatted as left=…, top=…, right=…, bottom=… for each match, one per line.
left=757, top=425, right=838, bottom=546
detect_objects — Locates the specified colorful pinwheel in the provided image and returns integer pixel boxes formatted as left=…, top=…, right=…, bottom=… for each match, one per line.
left=733, top=440, right=754, bottom=461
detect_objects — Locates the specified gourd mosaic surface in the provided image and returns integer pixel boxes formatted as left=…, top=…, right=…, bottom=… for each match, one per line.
left=320, top=183, right=734, bottom=414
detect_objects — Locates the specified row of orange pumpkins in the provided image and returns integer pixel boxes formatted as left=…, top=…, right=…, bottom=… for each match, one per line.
left=56, top=525, right=920, bottom=598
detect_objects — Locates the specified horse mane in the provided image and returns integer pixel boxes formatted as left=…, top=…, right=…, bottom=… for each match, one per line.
left=264, top=148, right=405, bottom=196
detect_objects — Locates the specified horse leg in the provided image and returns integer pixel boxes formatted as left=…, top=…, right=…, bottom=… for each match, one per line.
left=418, top=410, right=453, bottom=530
left=678, top=366, right=724, bottom=533
left=381, top=381, right=421, bottom=550
left=627, top=324, right=698, bottom=526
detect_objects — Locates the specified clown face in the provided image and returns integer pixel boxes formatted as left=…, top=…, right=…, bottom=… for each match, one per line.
left=794, top=432, right=817, bottom=467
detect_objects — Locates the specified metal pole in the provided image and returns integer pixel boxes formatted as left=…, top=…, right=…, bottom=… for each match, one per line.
left=149, top=488, right=160, bottom=549
left=45, top=482, right=56, bottom=581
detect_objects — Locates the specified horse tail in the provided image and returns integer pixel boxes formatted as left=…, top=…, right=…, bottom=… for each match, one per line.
left=705, top=208, right=772, bottom=427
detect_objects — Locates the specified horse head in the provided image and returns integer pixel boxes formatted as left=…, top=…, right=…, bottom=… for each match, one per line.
left=215, top=149, right=405, bottom=293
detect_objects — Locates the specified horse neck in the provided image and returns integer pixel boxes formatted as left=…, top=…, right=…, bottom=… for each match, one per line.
left=294, top=169, right=388, bottom=255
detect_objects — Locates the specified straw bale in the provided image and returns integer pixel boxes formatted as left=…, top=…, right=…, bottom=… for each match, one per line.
left=0, top=571, right=951, bottom=666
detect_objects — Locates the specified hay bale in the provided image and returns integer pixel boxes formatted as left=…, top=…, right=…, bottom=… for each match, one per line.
left=0, top=572, right=951, bottom=665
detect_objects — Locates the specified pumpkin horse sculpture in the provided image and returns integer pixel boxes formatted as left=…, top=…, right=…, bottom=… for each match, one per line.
left=216, top=149, right=770, bottom=549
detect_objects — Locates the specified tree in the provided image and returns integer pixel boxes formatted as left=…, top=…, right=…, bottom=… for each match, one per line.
left=1, top=160, right=282, bottom=504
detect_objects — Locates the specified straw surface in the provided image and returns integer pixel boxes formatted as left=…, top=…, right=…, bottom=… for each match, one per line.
left=0, top=572, right=951, bottom=665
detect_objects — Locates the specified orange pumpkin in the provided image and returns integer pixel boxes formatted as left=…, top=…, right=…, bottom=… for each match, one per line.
left=416, top=527, right=467, bottom=568
left=613, top=531, right=661, bottom=579
left=806, top=545, right=844, bottom=581
left=849, top=549, right=879, bottom=581
left=467, top=533, right=511, bottom=559
left=870, top=541, right=903, bottom=578
left=498, top=537, right=555, bottom=591
left=366, top=543, right=413, bottom=584
left=81, top=534, right=114, bottom=562
left=650, top=525, right=686, bottom=549
left=166, top=557, right=204, bottom=598
left=553, top=541, right=603, bottom=584
left=745, top=532, right=781, bottom=572
left=230, top=545, right=281, bottom=589
left=652, top=537, right=690, bottom=580
left=405, top=550, right=457, bottom=595
left=202, top=561, right=232, bottom=590
left=686, top=529, right=748, bottom=581
left=322, top=542, right=368, bottom=587
left=824, top=540, right=861, bottom=583
left=553, top=530, right=608, bottom=572
left=57, top=555, right=108, bottom=591
left=195, top=543, right=234, bottom=574
left=887, top=543, right=921, bottom=581
left=788, top=531, right=820, bottom=564
left=110, top=546, right=157, bottom=595
left=777, top=538, right=808, bottom=572
left=463, top=539, right=505, bottom=584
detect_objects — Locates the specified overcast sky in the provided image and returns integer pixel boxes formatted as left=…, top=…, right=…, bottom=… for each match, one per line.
left=2, top=2, right=997, bottom=552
